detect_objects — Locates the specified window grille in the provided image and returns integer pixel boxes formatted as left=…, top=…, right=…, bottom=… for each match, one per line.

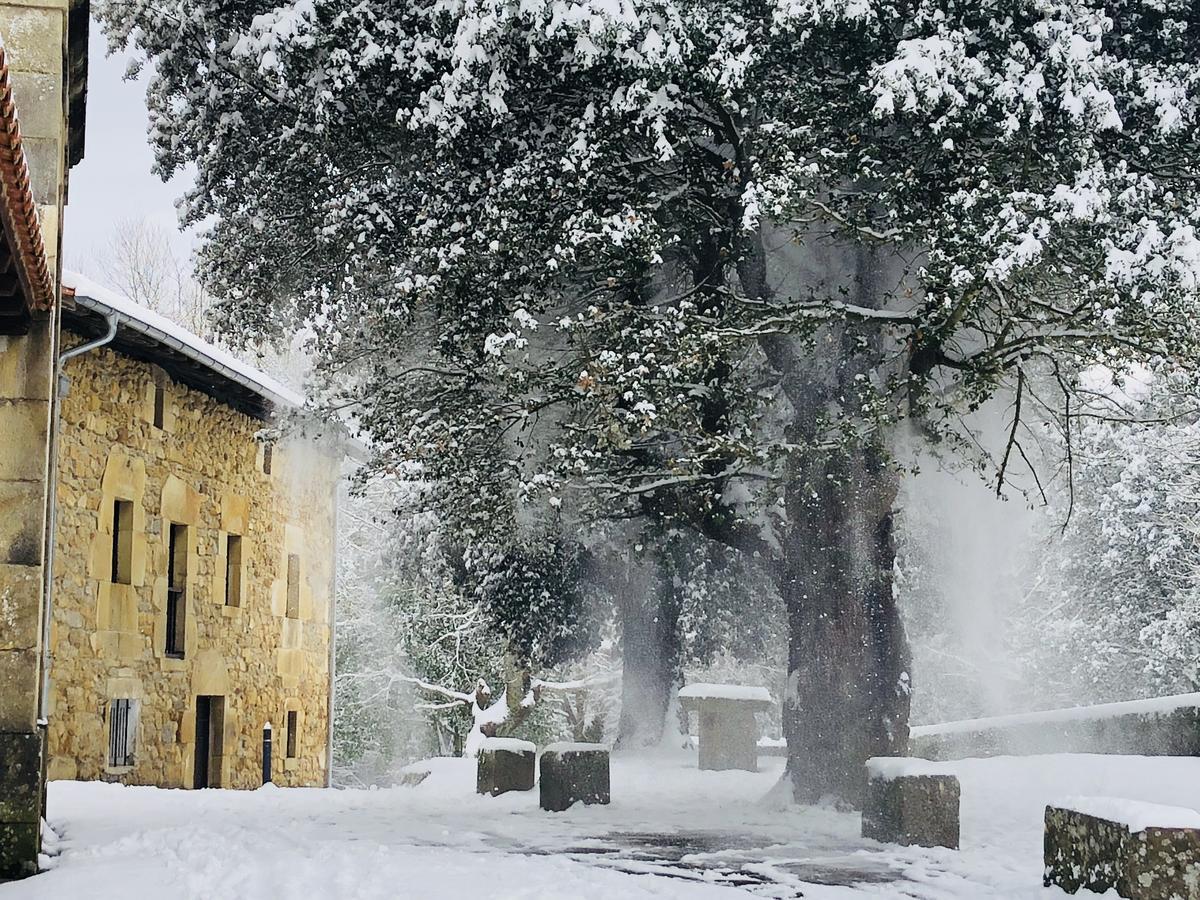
left=108, top=699, right=136, bottom=768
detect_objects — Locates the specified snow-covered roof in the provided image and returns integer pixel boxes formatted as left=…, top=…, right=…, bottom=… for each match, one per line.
left=678, top=683, right=773, bottom=705
left=61, top=270, right=303, bottom=419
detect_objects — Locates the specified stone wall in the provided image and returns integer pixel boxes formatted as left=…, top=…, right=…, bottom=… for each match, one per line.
left=910, top=706, right=1200, bottom=761
left=46, top=341, right=337, bottom=789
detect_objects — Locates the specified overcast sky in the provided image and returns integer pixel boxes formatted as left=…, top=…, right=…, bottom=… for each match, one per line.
left=62, top=21, right=196, bottom=276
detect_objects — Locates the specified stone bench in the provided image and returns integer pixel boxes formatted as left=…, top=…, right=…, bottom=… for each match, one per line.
left=863, top=758, right=960, bottom=849
left=476, top=737, right=536, bottom=796
left=539, top=743, right=609, bottom=812
left=678, top=683, right=773, bottom=772
left=1044, top=798, right=1200, bottom=898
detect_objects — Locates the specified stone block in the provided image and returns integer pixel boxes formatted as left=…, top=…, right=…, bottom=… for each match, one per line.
left=0, top=398, right=51, bottom=482
left=0, top=564, right=41, bottom=649
left=0, top=487, right=46, bottom=567
left=0, top=328, right=52, bottom=401
left=1044, top=804, right=1200, bottom=898
left=862, top=774, right=960, bottom=849
left=8, top=71, right=61, bottom=141
left=0, top=649, right=40, bottom=731
left=0, top=731, right=42, bottom=821
left=477, top=738, right=536, bottom=796
left=0, top=822, right=39, bottom=880
left=539, top=742, right=610, bottom=812
left=0, top=4, right=65, bottom=76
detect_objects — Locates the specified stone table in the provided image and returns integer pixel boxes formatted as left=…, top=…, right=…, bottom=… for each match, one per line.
left=678, top=683, right=773, bottom=772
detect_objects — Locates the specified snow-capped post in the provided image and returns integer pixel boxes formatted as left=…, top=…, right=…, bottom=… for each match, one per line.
left=262, top=722, right=272, bottom=785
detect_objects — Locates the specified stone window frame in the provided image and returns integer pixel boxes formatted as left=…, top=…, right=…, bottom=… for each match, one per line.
left=281, top=700, right=303, bottom=773
left=217, top=494, right=249, bottom=621
left=164, top=522, right=188, bottom=659
left=157, top=475, right=202, bottom=671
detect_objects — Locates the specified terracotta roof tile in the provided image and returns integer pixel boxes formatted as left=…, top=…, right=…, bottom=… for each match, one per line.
left=0, top=42, right=55, bottom=313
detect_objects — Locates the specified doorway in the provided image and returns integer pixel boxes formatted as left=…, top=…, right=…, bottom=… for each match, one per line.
left=193, top=695, right=225, bottom=788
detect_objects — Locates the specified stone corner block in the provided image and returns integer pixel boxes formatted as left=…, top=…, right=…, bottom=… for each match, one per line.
left=1044, top=805, right=1200, bottom=899
left=862, top=773, right=960, bottom=849
left=476, top=739, right=536, bottom=796
left=539, top=743, right=610, bottom=812
left=0, top=822, right=39, bottom=880
left=0, top=731, right=43, bottom=823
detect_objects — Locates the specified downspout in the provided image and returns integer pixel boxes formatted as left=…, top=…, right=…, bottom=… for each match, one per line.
left=324, top=470, right=339, bottom=787
left=38, top=313, right=118, bottom=722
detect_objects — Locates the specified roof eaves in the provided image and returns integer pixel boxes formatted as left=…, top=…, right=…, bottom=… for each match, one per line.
left=70, top=291, right=302, bottom=414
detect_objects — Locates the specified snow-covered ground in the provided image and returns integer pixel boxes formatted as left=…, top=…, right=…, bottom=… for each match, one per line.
left=5, top=752, right=1198, bottom=899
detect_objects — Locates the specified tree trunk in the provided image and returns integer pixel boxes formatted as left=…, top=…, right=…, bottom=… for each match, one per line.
left=780, top=448, right=911, bottom=807
left=616, top=575, right=683, bottom=749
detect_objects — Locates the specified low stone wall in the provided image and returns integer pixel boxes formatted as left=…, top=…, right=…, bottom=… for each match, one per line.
left=540, top=743, right=610, bottom=812
left=911, top=702, right=1200, bottom=761
left=1044, top=803, right=1200, bottom=898
left=477, top=738, right=535, bottom=796
left=862, top=769, right=960, bottom=849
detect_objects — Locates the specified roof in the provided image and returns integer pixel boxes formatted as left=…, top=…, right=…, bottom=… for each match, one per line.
left=0, top=40, right=55, bottom=332
left=61, top=270, right=304, bottom=421
left=67, top=1, right=89, bottom=169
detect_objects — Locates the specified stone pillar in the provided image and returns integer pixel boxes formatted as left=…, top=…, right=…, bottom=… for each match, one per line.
left=0, top=0, right=73, bottom=878
left=0, top=317, right=55, bottom=879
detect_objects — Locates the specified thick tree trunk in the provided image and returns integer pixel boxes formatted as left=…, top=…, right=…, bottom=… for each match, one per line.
left=779, top=448, right=911, bottom=807
left=616, top=577, right=682, bottom=749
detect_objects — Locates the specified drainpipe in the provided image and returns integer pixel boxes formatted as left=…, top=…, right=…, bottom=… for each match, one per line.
left=38, top=312, right=119, bottom=722
left=324, top=469, right=339, bottom=788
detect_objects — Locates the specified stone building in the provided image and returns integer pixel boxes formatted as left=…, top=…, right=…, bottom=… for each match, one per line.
left=0, top=0, right=88, bottom=880
left=46, top=273, right=339, bottom=792
left=0, top=1, right=340, bottom=877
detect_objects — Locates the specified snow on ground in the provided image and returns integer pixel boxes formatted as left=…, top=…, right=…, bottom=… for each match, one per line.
left=4, top=752, right=1199, bottom=899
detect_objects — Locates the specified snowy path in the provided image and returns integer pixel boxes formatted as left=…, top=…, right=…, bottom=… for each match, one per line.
left=4, top=753, right=1198, bottom=899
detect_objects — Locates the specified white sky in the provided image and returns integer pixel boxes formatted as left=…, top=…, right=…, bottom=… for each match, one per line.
left=62, top=21, right=196, bottom=274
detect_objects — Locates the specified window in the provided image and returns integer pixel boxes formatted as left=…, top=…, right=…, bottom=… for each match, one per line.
left=165, top=523, right=187, bottom=658
left=152, top=378, right=165, bottom=429
left=194, top=696, right=225, bottom=789
left=224, top=535, right=243, bottom=607
left=111, top=499, right=133, bottom=585
left=261, top=443, right=273, bottom=475
left=286, top=554, right=300, bottom=619
left=286, top=710, right=298, bottom=759
left=107, top=698, right=137, bottom=768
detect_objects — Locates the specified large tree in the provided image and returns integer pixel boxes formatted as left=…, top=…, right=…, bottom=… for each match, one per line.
left=101, top=0, right=1200, bottom=803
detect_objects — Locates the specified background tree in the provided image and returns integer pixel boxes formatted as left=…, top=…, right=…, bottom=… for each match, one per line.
left=101, top=0, right=1200, bottom=804
left=1009, top=367, right=1200, bottom=705
left=82, top=217, right=211, bottom=334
